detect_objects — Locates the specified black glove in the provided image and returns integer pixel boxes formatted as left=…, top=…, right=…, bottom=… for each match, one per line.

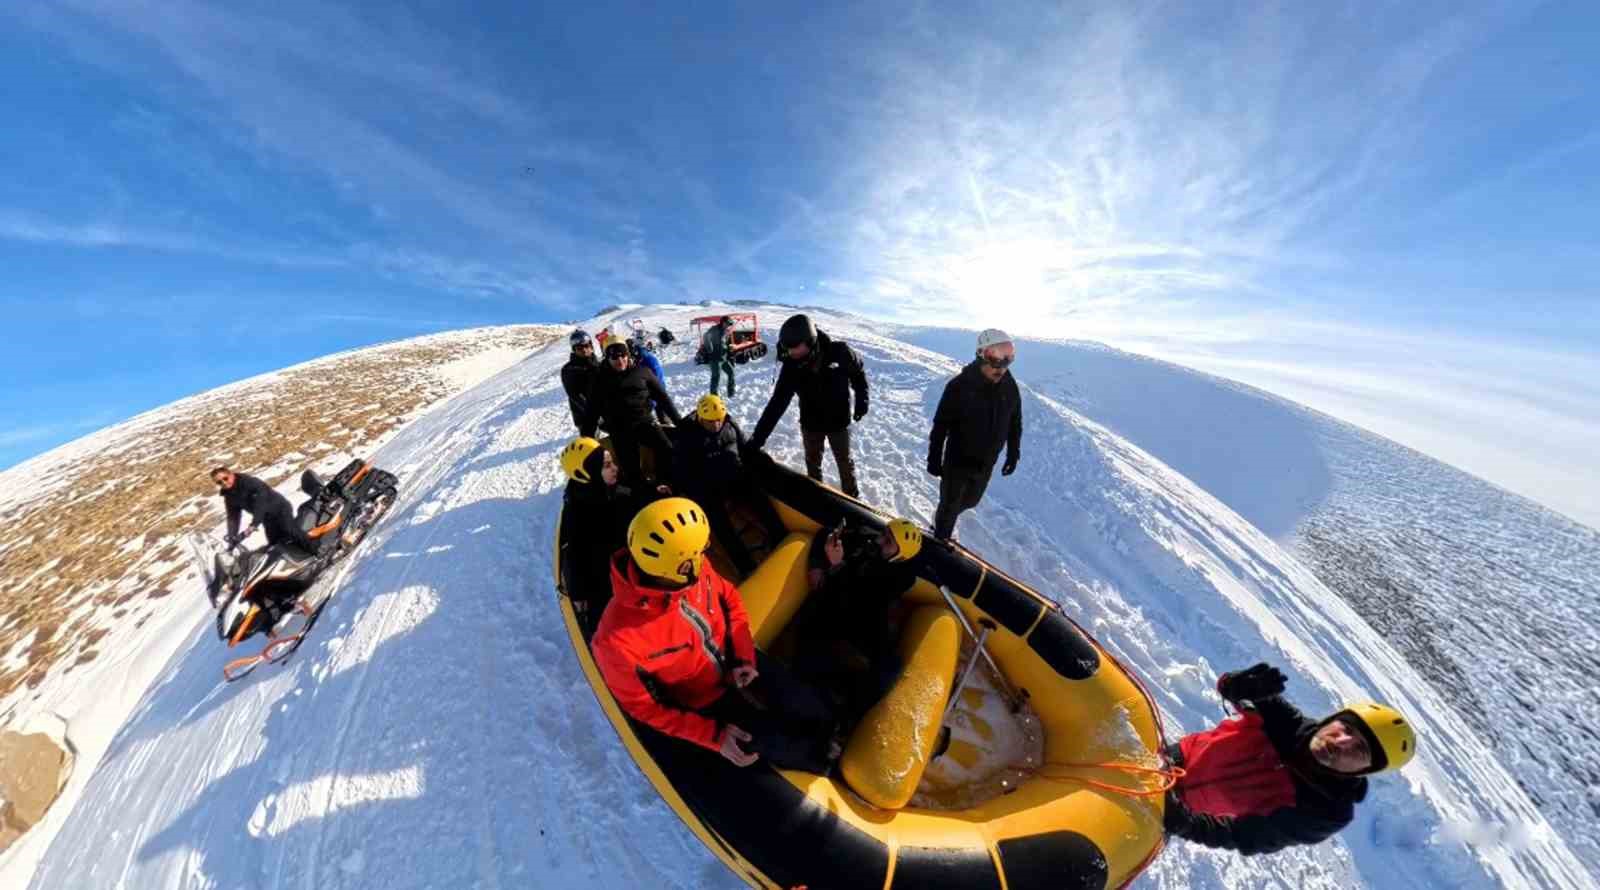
left=224, top=532, right=244, bottom=548
left=1001, top=454, right=1018, bottom=476
left=853, top=403, right=868, bottom=422
left=1162, top=788, right=1193, bottom=835
left=1217, top=663, right=1287, bottom=703
left=926, top=456, right=942, bottom=478
left=747, top=436, right=767, bottom=452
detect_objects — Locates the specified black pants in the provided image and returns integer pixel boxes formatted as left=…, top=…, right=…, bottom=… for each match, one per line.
left=703, top=651, right=836, bottom=773
left=612, top=422, right=675, bottom=486
left=802, top=427, right=858, bottom=497
left=260, top=503, right=320, bottom=553
left=933, top=464, right=993, bottom=540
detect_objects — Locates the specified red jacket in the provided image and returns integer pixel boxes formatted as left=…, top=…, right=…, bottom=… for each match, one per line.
left=591, top=550, right=757, bottom=751
left=1167, top=697, right=1367, bottom=855
left=1177, top=710, right=1297, bottom=816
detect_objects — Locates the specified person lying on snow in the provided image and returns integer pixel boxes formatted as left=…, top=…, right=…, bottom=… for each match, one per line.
left=591, top=497, right=839, bottom=771
left=580, top=340, right=682, bottom=486
left=559, top=437, right=668, bottom=631
left=1163, top=663, right=1418, bottom=855
left=211, top=465, right=323, bottom=555
left=668, top=395, right=788, bottom=577
left=790, top=518, right=926, bottom=725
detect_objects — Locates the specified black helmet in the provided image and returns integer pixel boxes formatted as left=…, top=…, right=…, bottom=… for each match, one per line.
left=570, top=328, right=592, bottom=349
left=779, top=314, right=817, bottom=352
left=719, top=315, right=732, bottom=326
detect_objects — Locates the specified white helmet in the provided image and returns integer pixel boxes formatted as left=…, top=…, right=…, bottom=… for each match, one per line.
left=976, top=328, right=1012, bottom=351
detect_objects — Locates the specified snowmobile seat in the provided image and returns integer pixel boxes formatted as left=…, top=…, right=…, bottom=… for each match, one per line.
left=838, top=606, right=961, bottom=810
left=300, top=469, right=325, bottom=499
left=736, top=532, right=814, bottom=650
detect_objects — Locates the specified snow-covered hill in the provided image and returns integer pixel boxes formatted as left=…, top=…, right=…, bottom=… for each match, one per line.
left=7, top=306, right=1592, bottom=889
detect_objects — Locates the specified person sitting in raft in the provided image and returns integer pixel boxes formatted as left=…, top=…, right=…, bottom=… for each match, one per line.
left=790, top=518, right=925, bottom=723
left=669, top=394, right=787, bottom=577
left=559, top=437, right=669, bottom=630
left=1164, top=663, right=1418, bottom=855
left=591, top=497, right=839, bottom=771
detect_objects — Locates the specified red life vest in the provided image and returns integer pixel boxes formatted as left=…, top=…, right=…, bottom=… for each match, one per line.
left=591, top=551, right=756, bottom=751
left=1177, top=711, right=1298, bottom=817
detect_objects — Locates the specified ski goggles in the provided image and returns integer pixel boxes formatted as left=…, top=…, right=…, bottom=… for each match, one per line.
left=980, top=352, right=1014, bottom=370
left=605, top=343, right=630, bottom=359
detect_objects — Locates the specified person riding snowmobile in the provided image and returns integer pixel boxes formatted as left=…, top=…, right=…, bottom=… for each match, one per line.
left=1163, top=664, right=1418, bottom=855
left=748, top=314, right=869, bottom=498
left=561, top=329, right=601, bottom=430
left=211, top=466, right=322, bottom=554
left=669, top=395, right=787, bottom=576
left=591, top=497, right=837, bottom=771
left=579, top=340, right=682, bottom=485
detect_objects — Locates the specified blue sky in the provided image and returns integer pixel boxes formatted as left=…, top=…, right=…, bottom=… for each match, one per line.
left=2, top=1, right=1597, bottom=527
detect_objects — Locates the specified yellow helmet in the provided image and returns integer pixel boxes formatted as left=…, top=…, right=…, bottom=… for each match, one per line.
left=1338, top=702, right=1417, bottom=774
left=696, top=394, right=728, bottom=423
left=560, top=437, right=604, bottom=483
left=627, top=497, right=712, bottom=584
left=885, top=518, right=923, bottom=562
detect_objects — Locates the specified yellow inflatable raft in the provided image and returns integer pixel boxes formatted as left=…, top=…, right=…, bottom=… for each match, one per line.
left=554, top=456, right=1172, bottom=889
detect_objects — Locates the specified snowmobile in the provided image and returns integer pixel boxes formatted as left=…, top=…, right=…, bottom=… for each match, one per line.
left=691, top=312, right=769, bottom=365
left=188, top=458, right=399, bottom=681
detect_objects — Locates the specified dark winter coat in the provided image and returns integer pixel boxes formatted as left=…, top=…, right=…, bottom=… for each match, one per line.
left=670, top=419, right=747, bottom=495
left=1164, top=696, right=1368, bottom=855
left=927, top=361, right=1022, bottom=474
left=579, top=361, right=682, bottom=438
left=221, top=473, right=294, bottom=539
left=705, top=324, right=728, bottom=360
left=591, top=551, right=756, bottom=751
left=561, top=352, right=601, bottom=429
left=749, top=331, right=868, bottom=444
left=562, top=478, right=663, bottom=627
left=796, top=525, right=918, bottom=663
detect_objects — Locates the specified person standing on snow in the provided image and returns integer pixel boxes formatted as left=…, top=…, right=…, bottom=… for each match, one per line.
left=211, top=466, right=321, bottom=554
left=580, top=340, right=682, bottom=486
left=748, top=314, right=869, bottom=498
left=1163, top=664, right=1418, bottom=855
left=705, top=315, right=737, bottom=397
left=629, top=330, right=672, bottom=425
left=591, top=497, right=838, bottom=771
left=926, top=328, right=1021, bottom=540
left=561, top=329, right=601, bottom=431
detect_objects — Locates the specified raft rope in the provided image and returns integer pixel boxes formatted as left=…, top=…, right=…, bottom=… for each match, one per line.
left=1038, top=761, right=1186, bottom=797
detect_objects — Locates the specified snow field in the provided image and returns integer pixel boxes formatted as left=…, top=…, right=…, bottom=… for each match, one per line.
left=19, top=305, right=1591, bottom=889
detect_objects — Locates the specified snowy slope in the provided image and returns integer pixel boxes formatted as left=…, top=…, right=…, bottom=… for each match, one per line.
left=898, top=327, right=1600, bottom=875
left=16, top=305, right=1591, bottom=889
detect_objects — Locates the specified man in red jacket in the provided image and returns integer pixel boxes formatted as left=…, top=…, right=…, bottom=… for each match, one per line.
left=1164, top=664, right=1418, bottom=855
left=591, top=497, right=837, bottom=770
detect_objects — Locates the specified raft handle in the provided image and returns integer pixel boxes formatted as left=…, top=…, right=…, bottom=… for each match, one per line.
left=938, top=586, right=1025, bottom=711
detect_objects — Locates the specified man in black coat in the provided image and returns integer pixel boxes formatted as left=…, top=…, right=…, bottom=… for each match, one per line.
left=1163, top=664, right=1417, bottom=855
left=579, top=340, right=682, bottom=485
left=748, top=314, right=869, bottom=498
left=670, top=395, right=785, bottom=576
left=926, top=328, right=1023, bottom=540
left=211, top=466, right=320, bottom=553
left=560, top=329, right=601, bottom=430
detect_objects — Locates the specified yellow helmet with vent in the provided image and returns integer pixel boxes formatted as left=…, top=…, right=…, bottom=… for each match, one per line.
left=627, top=497, right=712, bottom=584
left=560, top=437, right=604, bottom=483
left=885, top=518, right=923, bottom=562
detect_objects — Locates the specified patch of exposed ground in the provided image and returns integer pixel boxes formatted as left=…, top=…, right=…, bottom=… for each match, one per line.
left=0, top=326, right=559, bottom=709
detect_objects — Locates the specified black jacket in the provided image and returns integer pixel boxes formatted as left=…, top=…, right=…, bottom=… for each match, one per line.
left=1164, top=696, right=1369, bottom=855
left=670, top=419, right=747, bottom=493
left=798, top=525, right=918, bottom=656
left=579, top=361, right=681, bottom=438
left=221, top=473, right=293, bottom=538
left=561, top=352, right=601, bottom=429
left=927, top=361, right=1022, bottom=473
left=750, top=331, right=868, bottom=444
